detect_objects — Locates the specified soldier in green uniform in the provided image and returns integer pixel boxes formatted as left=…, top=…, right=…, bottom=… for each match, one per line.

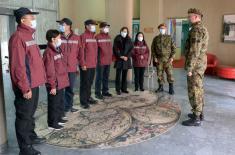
left=182, top=8, right=209, bottom=126
left=151, top=23, right=176, bottom=95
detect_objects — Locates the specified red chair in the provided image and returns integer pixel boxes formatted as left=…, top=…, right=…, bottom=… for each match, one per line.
left=173, top=56, right=185, bottom=68
left=205, top=53, right=218, bottom=75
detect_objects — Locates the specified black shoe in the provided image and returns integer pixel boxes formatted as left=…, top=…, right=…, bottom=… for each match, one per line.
left=188, top=113, right=204, bottom=121
left=134, top=88, right=138, bottom=91
left=95, top=94, right=104, bottom=99
left=19, top=145, right=41, bottom=155
left=88, top=97, right=98, bottom=104
left=31, top=137, right=46, bottom=145
left=48, top=124, right=64, bottom=130
left=155, top=85, right=164, bottom=93
left=182, top=117, right=201, bottom=126
left=169, top=83, right=174, bottom=95
left=121, top=90, right=129, bottom=93
left=64, top=108, right=70, bottom=113
left=116, top=91, right=121, bottom=95
left=81, top=104, right=90, bottom=109
left=140, top=88, right=145, bottom=91
left=70, top=108, right=78, bottom=113
left=102, top=92, right=112, bottom=97
left=59, top=119, right=68, bottom=123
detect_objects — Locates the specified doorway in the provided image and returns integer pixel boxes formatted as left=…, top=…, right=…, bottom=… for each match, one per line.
left=166, top=18, right=190, bottom=59
left=0, top=9, right=17, bottom=150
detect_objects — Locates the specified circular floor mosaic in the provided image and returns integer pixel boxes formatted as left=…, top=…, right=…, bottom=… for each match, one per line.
left=35, top=90, right=181, bottom=149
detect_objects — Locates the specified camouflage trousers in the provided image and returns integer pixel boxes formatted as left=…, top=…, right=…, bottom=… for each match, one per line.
left=187, top=73, right=205, bottom=116
left=156, top=62, right=174, bottom=85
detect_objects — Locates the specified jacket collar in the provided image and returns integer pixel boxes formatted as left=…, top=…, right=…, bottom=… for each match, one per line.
left=48, top=42, right=61, bottom=53
left=85, top=29, right=95, bottom=36
left=17, top=23, right=36, bottom=34
left=62, top=30, right=74, bottom=40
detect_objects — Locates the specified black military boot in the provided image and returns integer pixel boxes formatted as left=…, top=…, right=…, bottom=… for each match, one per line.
left=188, top=113, right=204, bottom=121
left=169, top=83, right=174, bottom=95
left=19, top=145, right=41, bottom=155
left=155, top=85, right=163, bottom=93
left=182, top=116, right=201, bottom=126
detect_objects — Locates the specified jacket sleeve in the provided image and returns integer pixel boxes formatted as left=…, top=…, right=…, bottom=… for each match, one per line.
left=113, top=36, right=121, bottom=58
left=151, top=37, right=157, bottom=59
left=43, top=51, right=56, bottom=89
left=126, top=40, right=134, bottom=58
left=79, top=35, right=86, bottom=67
left=144, top=45, right=150, bottom=61
left=77, top=36, right=81, bottom=70
left=186, top=30, right=203, bottom=73
left=9, top=36, right=31, bottom=94
left=170, top=38, right=176, bottom=59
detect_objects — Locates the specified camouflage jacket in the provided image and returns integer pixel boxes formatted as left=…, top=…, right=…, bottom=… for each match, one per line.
left=185, top=22, right=209, bottom=75
left=151, top=34, right=176, bottom=62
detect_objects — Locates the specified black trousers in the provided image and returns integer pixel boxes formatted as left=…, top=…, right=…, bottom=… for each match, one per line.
left=14, top=87, right=39, bottom=150
left=95, top=65, right=110, bottom=95
left=115, top=68, right=128, bottom=92
left=46, top=88, right=64, bottom=126
left=134, top=67, right=145, bottom=90
left=80, top=68, right=95, bottom=105
left=64, top=72, right=77, bottom=111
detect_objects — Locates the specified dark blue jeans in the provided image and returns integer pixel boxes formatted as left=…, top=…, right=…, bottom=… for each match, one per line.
left=64, top=72, right=77, bottom=111
left=95, top=65, right=110, bottom=95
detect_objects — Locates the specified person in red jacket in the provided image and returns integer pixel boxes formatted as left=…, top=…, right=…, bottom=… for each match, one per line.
left=95, top=22, right=113, bottom=99
left=132, top=32, right=150, bottom=91
left=79, top=19, right=98, bottom=109
left=43, top=30, right=69, bottom=130
left=9, top=7, right=46, bottom=155
left=56, top=18, right=80, bottom=113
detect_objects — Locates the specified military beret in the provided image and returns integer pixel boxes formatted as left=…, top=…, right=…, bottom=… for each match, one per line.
left=188, top=8, right=203, bottom=17
left=158, top=23, right=167, bottom=29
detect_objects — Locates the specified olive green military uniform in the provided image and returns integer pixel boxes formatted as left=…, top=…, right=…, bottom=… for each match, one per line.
left=185, top=21, right=209, bottom=117
left=151, top=34, right=176, bottom=85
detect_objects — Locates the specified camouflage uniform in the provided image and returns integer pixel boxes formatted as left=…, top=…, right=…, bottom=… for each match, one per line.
left=151, top=34, right=176, bottom=85
left=185, top=21, right=209, bottom=117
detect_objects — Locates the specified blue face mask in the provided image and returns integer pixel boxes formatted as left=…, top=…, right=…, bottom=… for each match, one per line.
left=59, top=25, right=65, bottom=33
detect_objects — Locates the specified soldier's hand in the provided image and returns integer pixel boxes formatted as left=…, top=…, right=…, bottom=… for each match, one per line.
left=187, top=72, right=192, bottom=77
left=140, top=55, right=144, bottom=59
left=23, top=90, right=32, bottom=100
left=154, top=58, right=158, bottom=63
left=169, top=58, right=173, bottom=64
left=82, top=66, right=87, bottom=71
left=50, top=88, right=56, bottom=95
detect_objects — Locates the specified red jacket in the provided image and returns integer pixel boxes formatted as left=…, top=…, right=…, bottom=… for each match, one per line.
left=43, top=43, right=69, bottom=90
left=9, top=24, right=46, bottom=94
left=96, top=33, right=112, bottom=66
left=60, top=32, right=81, bottom=72
left=79, top=30, right=98, bottom=68
left=132, top=41, right=149, bottom=67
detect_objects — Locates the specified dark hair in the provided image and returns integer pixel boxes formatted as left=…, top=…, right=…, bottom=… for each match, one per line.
left=134, top=32, right=146, bottom=45
left=120, top=27, right=129, bottom=35
left=46, top=29, right=60, bottom=42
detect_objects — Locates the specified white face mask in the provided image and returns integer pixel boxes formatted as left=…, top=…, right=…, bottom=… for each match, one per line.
left=138, top=36, right=143, bottom=42
left=121, top=31, right=127, bottom=38
left=103, top=27, right=110, bottom=33
left=31, top=20, right=37, bottom=29
left=59, top=25, right=65, bottom=33
left=90, top=25, right=96, bottom=32
left=159, top=29, right=166, bottom=35
left=55, top=38, right=62, bottom=48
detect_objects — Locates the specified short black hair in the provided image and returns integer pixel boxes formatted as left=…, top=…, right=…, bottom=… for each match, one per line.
left=46, top=29, right=60, bottom=42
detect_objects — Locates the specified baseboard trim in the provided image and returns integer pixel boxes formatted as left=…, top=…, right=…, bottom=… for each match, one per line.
left=0, top=142, right=8, bottom=153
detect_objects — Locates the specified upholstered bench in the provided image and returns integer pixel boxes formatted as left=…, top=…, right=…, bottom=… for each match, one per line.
left=217, top=65, right=235, bottom=80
